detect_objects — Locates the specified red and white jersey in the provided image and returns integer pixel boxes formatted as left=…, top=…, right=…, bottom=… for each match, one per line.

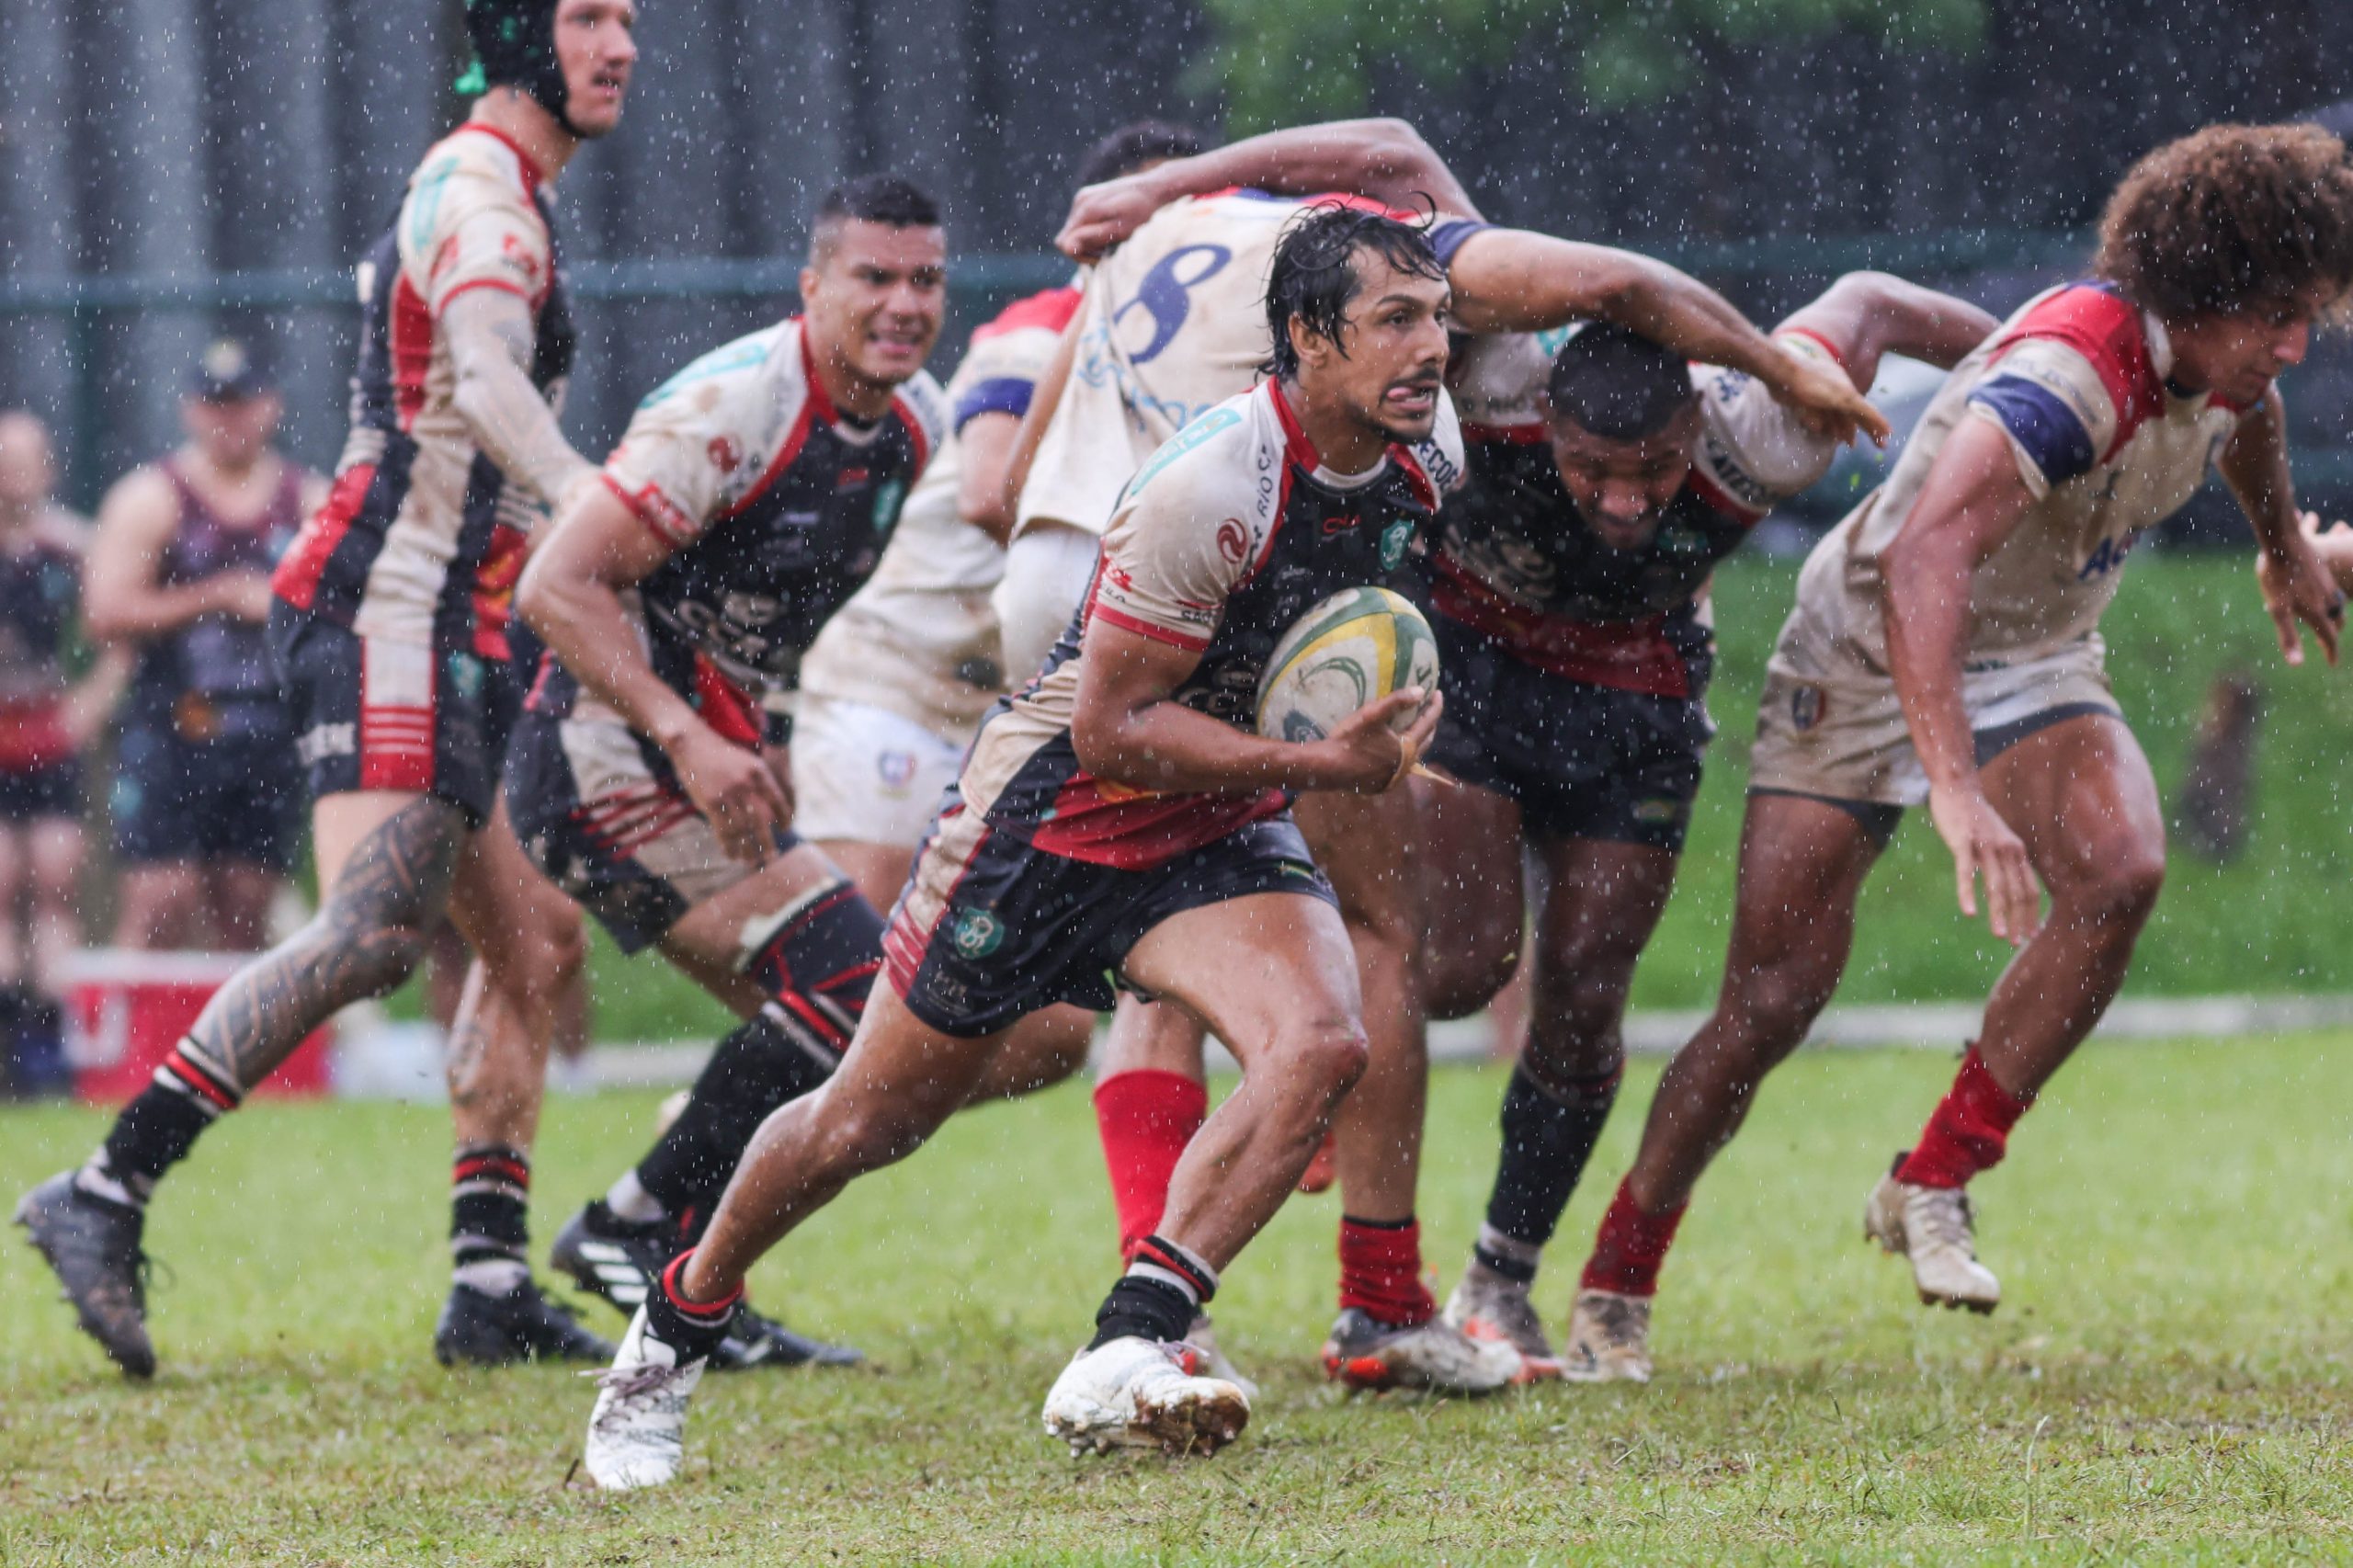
left=1019, top=188, right=1480, bottom=539
left=275, top=124, right=573, bottom=652
left=956, top=378, right=1459, bottom=869
left=1782, top=282, right=2256, bottom=682
left=800, top=285, right=1080, bottom=738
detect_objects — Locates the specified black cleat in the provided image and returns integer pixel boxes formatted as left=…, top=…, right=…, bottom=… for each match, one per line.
left=433, top=1276, right=615, bottom=1367
left=550, top=1199, right=862, bottom=1370
left=15, top=1171, right=156, bottom=1379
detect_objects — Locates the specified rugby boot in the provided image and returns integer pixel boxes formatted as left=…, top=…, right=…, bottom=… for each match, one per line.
left=1042, top=1335, right=1250, bottom=1457
left=584, top=1300, right=727, bottom=1491
left=433, top=1277, right=613, bottom=1367
left=1442, top=1256, right=1558, bottom=1364
left=1185, top=1312, right=1257, bottom=1400
left=1560, top=1288, right=1653, bottom=1384
left=1864, top=1158, right=2000, bottom=1312
left=15, top=1172, right=155, bottom=1379
left=551, top=1200, right=862, bottom=1369
left=1320, top=1307, right=1529, bottom=1392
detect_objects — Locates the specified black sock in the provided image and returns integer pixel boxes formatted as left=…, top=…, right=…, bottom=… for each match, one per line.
left=634, top=1006, right=835, bottom=1230
left=451, top=1143, right=531, bottom=1281
left=1088, top=1233, right=1217, bottom=1348
left=1477, top=1063, right=1623, bottom=1278
left=644, top=1252, right=740, bottom=1361
left=90, top=1044, right=242, bottom=1205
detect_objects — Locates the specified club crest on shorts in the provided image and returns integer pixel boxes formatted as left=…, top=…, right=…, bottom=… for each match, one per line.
left=1790, top=682, right=1825, bottom=733
left=877, top=749, right=917, bottom=790
left=951, top=908, right=1005, bottom=960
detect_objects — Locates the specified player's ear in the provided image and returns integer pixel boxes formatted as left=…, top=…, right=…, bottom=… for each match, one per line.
left=1289, top=314, right=1324, bottom=373
left=799, top=264, right=822, bottom=308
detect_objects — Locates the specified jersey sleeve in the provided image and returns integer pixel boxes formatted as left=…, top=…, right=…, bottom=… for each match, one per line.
left=1693, top=336, right=1843, bottom=513
left=402, top=156, right=551, bottom=319
left=951, top=288, right=1080, bottom=431
left=892, top=371, right=951, bottom=477
left=1089, top=416, right=1261, bottom=653
left=1964, top=338, right=2120, bottom=498
left=599, top=339, right=779, bottom=548
left=1404, top=389, right=1467, bottom=497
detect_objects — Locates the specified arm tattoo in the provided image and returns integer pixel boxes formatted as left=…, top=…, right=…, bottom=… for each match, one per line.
left=183, top=798, right=465, bottom=1094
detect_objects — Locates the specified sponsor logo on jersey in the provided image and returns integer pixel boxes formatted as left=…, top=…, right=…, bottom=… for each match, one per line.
left=707, top=436, right=743, bottom=474
left=1127, top=406, right=1244, bottom=495
left=871, top=477, right=909, bottom=534
left=298, top=722, right=358, bottom=765
left=1215, top=518, right=1249, bottom=564
left=951, top=907, right=1005, bottom=959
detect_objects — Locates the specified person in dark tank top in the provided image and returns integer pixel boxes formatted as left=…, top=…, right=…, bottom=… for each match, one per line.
left=82, top=343, right=328, bottom=953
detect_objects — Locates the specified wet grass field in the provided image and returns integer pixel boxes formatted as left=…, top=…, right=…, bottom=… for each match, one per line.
left=6, top=1032, right=2350, bottom=1564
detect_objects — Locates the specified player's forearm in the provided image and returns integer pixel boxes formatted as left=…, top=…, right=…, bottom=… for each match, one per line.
left=1074, top=697, right=1361, bottom=797
left=2219, top=387, right=2302, bottom=553
left=1132, top=119, right=1477, bottom=220
left=84, top=579, right=222, bottom=641
left=1001, top=314, right=1082, bottom=527
left=518, top=569, right=707, bottom=754
left=444, top=292, right=595, bottom=514
left=1449, top=234, right=1779, bottom=376
left=1880, top=530, right=1988, bottom=796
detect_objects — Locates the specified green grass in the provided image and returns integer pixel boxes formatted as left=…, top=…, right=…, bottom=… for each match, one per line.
left=445, top=551, right=2353, bottom=1046
left=7, top=1035, right=2353, bottom=1563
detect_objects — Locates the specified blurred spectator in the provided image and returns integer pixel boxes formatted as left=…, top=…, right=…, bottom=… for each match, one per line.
left=0, top=412, right=127, bottom=1095
left=85, top=342, right=326, bottom=950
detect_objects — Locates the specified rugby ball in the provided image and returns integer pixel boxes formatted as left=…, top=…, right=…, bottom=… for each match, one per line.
left=1256, top=586, right=1440, bottom=743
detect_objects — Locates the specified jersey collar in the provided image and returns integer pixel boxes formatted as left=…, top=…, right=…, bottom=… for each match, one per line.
left=1267, top=378, right=1390, bottom=490
left=457, top=121, right=549, bottom=199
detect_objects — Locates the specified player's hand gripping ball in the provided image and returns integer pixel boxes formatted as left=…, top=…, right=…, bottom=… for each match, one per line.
left=1256, top=586, right=1440, bottom=743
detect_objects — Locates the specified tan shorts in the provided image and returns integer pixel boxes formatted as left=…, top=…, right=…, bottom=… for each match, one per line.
left=1747, top=637, right=2120, bottom=816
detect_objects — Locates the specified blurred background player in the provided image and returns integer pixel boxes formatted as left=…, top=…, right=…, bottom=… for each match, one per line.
left=580, top=206, right=1455, bottom=1487
left=1560, top=123, right=2353, bottom=1383
left=0, top=413, right=123, bottom=1096
left=1017, top=122, right=1885, bottom=1390
left=1417, top=280, right=1998, bottom=1363
left=523, top=176, right=959, bottom=1369
left=15, top=0, right=638, bottom=1379
left=85, top=343, right=324, bottom=952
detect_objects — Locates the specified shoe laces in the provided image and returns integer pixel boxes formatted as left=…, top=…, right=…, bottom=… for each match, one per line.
left=1586, top=1291, right=1647, bottom=1345
left=590, top=1360, right=690, bottom=1399
left=1909, top=1186, right=1979, bottom=1256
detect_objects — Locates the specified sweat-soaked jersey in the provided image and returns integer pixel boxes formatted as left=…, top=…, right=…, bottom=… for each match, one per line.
left=1435, top=329, right=1842, bottom=699
left=535, top=316, right=948, bottom=743
left=956, top=377, right=1461, bottom=869
left=274, top=123, right=574, bottom=653
left=1019, top=188, right=1482, bottom=538
left=798, top=285, right=1080, bottom=737
left=1779, top=282, right=2256, bottom=686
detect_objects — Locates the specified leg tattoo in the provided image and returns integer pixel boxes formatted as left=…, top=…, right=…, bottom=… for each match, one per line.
left=187, top=799, right=463, bottom=1093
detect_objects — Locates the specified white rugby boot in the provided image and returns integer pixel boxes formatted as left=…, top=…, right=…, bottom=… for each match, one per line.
left=1186, top=1313, right=1257, bottom=1400
left=1559, top=1288, right=1653, bottom=1384
left=1864, top=1162, right=2001, bottom=1313
left=584, top=1305, right=714, bottom=1490
left=1442, top=1256, right=1557, bottom=1365
left=1321, top=1308, right=1530, bottom=1392
left=1042, top=1335, right=1251, bottom=1457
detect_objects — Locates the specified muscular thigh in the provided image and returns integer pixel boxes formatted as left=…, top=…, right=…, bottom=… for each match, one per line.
left=1414, top=778, right=1526, bottom=1017
left=657, top=840, right=854, bottom=982
left=1980, top=711, right=2164, bottom=891
left=1529, top=833, right=1679, bottom=984
left=1120, top=890, right=1363, bottom=1068
left=449, top=796, right=583, bottom=964
left=1294, top=785, right=1419, bottom=939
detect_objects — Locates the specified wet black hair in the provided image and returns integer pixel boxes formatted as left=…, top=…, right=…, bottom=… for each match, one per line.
left=1545, top=322, right=1697, bottom=440
left=1260, top=202, right=1446, bottom=381
left=1075, top=120, right=1212, bottom=191
left=816, top=174, right=942, bottom=232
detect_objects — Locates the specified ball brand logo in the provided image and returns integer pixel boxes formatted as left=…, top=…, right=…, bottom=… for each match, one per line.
left=1215, top=518, right=1249, bottom=564
left=952, top=908, right=1005, bottom=959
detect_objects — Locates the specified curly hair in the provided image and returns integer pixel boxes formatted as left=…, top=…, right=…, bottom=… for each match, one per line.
left=1259, top=202, right=1444, bottom=381
left=2095, top=123, right=2353, bottom=321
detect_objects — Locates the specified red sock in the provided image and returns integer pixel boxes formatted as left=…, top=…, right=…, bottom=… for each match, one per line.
left=1338, top=1215, right=1435, bottom=1327
left=1094, top=1071, right=1209, bottom=1261
left=1896, top=1045, right=2033, bottom=1189
left=1579, top=1176, right=1686, bottom=1298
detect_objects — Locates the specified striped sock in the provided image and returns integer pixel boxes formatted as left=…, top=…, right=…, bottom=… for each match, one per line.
left=450, top=1143, right=531, bottom=1294
left=80, top=1041, right=243, bottom=1208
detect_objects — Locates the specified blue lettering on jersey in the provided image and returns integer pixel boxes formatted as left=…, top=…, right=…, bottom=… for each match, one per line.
left=1111, top=244, right=1233, bottom=365
left=2077, top=528, right=2145, bottom=582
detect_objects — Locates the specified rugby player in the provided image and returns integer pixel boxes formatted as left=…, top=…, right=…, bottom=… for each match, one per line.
left=85, top=343, right=325, bottom=951
left=1558, top=123, right=2353, bottom=1382
left=1418, top=281, right=1999, bottom=1361
left=1013, top=123, right=1888, bottom=1389
left=580, top=204, right=1457, bottom=1488
left=526, top=176, right=1040, bottom=1369
left=0, top=413, right=120, bottom=1096
left=15, top=0, right=638, bottom=1377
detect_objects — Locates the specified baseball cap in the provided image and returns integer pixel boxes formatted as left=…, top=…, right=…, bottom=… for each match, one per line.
left=188, top=339, right=275, bottom=403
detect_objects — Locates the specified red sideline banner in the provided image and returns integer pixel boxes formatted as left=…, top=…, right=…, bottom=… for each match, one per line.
left=55, top=949, right=334, bottom=1106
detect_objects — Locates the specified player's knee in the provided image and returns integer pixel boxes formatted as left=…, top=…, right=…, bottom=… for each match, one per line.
left=1281, top=1018, right=1370, bottom=1101
left=2066, top=842, right=2165, bottom=929
left=1720, top=957, right=1836, bottom=1059
left=1424, top=940, right=1519, bottom=1022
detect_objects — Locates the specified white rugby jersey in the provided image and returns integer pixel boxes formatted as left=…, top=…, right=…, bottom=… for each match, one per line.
left=800, top=286, right=1080, bottom=737
left=1779, top=282, right=2256, bottom=681
left=275, top=124, right=572, bottom=651
left=1019, top=188, right=1481, bottom=539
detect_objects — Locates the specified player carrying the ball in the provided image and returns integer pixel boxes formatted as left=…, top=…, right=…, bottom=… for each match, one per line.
left=1558, top=122, right=2353, bottom=1382
left=581, top=202, right=1456, bottom=1486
